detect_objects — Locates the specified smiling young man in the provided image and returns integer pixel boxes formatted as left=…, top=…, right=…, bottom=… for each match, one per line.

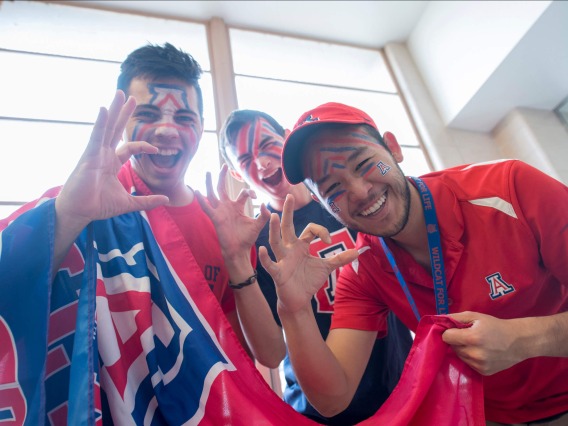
left=0, top=44, right=307, bottom=425
left=258, top=102, right=568, bottom=424
left=208, top=109, right=413, bottom=425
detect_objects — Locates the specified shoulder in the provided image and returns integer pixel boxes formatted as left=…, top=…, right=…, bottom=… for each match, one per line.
left=420, top=159, right=525, bottom=201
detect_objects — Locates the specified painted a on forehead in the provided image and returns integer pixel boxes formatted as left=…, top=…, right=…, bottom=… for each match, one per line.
left=131, top=83, right=195, bottom=142
left=235, top=119, right=283, bottom=173
left=149, top=82, right=191, bottom=111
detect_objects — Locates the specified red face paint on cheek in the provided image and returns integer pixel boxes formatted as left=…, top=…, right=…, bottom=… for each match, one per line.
left=235, top=122, right=254, bottom=173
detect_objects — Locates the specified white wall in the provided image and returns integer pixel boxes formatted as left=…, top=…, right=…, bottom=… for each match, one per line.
left=387, top=41, right=568, bottom=184
left=385, top=43, right=501, bottom=170
left=406, top=1, right=552, bottom=130
left=494, top=109, right=568, bottom=183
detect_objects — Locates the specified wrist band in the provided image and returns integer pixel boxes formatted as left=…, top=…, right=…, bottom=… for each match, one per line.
left=229, top=271, right=258, bottom=290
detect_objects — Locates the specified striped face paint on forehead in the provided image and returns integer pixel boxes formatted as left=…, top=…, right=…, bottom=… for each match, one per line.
left=233, top=118, right=284, bottom=176
left=306, top=128, right=383, bottom=184
left=130, top=82, right=200, bottom=143
left=304, top=127, right=395, bottom=208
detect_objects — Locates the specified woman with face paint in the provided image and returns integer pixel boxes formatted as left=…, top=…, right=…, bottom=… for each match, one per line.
left=259, top=102, right=568, bottom=425
left=196, top=109, right=412, bottom=425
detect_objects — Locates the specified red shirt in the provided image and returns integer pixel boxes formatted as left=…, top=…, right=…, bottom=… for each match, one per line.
left=332, top=160, right=568, bottom=423
left=165, top=200, right=236, bottom=314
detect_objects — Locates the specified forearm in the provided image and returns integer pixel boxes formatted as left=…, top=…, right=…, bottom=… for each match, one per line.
left=52, top=199, right=90, bottom=279
left=225, top=254, right=286, bottom=368
left=514, top=311, right=568, bottom=359
left=278, top=306, right=353, bottom=417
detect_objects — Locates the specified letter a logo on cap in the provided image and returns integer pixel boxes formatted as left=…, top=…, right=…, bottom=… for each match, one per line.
left=303, top=114, right=320, bottom=124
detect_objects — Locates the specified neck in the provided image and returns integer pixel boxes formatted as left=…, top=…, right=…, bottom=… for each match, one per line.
left=270, top=184, right=312, bottom=211
left=165, top=184, right=194, bottom=207
left=390, top=182, right=430, bottom=269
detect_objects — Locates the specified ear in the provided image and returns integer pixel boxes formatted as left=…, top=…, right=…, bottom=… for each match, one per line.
left=228, top=168, right=245, bottom=182
left=383, top=131, right=404, bottom=163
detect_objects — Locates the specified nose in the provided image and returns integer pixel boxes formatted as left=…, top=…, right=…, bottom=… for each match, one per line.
left=154, top=121, right=179, bottom=140
left=347, top=176, right=373, bottom=201
left=254, top=155, right=272, bottom=171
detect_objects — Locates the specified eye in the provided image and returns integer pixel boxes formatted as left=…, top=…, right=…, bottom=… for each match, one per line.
left=355, top=157, right=371, bottom=171
left=324, top=182, right=340, bottom=196
left=175, top=114, right=196, bottom=126
left=134, top=110, right=159, bottom=121
left=239, top=154, right=252, bottom=169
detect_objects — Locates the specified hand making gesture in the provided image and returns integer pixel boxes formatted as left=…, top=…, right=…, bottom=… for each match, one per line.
left=258, top=194, right=359, bottom=315
left=195, top=164, right=271, bottom=266
left=53, top=91, right=168, bottom=270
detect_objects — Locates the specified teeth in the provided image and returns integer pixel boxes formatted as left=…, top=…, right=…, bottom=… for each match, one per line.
left=155, top=148, right=179, bottom=156
left=263, top=169, right=278, bottom=179
left=361, top=194, right=386, bottom=216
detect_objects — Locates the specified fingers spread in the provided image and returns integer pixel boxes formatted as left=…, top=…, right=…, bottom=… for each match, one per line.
left=258, top=246, right=278, bottom=278
left=85, top=107, right=109, bottom=155
left=235, top=188, right=254, bottom=206
left=194, top=190, right=214, bottom=217
left=280, top=194, right=297, bottom=244
left=216, top=164, right=229, bottom=200
left=205, top=172, right=219, bottom=208
left=104, top=91, right=127, bottom=147
left=326, top=248, right=359, bottom=271
left=299, top=223, right=331, bottom=244
left=111, top=95, right=136, bottom=149
left=116, top=142, right=157, bottom=164
left=268, top=213, right=284, bottom=259
left=129, top=194, right=169, bottom=213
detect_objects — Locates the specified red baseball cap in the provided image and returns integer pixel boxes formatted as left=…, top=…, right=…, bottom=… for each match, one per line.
left=282, top=102, right=379, bottom=184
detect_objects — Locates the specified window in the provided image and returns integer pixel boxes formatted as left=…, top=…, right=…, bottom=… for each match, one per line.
left=0, top=1, right=217, bottom=217
left=229, top=29, right=431, bottom=209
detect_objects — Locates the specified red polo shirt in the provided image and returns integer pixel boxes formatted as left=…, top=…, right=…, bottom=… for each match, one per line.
left=332, top=160, right=568, bottom=423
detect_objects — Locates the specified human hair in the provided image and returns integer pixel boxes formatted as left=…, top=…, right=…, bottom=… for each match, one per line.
left=117, top=43, right=204, bottom=118
left=219, top=109, right=285, bottom=169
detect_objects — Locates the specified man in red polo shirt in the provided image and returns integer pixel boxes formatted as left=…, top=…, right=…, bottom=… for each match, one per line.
left=260, top=102, right=568, bottom=425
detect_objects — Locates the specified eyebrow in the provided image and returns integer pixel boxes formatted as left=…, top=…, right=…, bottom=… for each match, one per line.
left=136, top=103, right=198, bottom=117
left=315, top=146, right=368, bottom=186
left=258, top=136, right=283, bottom=149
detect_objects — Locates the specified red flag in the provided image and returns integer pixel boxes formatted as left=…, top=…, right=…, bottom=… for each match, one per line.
left=360, top=315, right=485, bottom=425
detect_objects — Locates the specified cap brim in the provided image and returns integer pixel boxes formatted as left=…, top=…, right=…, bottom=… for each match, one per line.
left=282, top=125, right=317, bottom=185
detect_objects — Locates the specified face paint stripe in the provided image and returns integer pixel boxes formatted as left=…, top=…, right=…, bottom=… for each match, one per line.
left=328, top=190, right=346, bottom=203
left=258, top=152, right=282, bottom=160
left=321, top=146, right=359, bottom=153
left=361, top=162, right=375, bottom=177
left=132, top=122, right=154, bottom=142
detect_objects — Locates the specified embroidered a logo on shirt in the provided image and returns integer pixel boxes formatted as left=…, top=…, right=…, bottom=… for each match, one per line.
left=485, top=272, right=515, bottom=299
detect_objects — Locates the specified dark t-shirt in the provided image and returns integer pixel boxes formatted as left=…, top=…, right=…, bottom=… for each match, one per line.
left=256, top=200, right=413, bottom=425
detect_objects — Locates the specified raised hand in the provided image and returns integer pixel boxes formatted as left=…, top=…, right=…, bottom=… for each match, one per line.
left=259, top=194, right=359, bottom=315
left=52, top=91, right=169, bottom=273
left=56, top=91, right=168, bottom=230
left=195, top=164, right=270, bottom=264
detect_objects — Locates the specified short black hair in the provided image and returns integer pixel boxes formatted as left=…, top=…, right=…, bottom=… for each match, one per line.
left=117, top=42, right=204, bottom=118
left=219, top=109, right=285, bottom=169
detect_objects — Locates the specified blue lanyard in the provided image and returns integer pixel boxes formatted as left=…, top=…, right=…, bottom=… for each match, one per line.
left=379, top=177, right=449, bottom=321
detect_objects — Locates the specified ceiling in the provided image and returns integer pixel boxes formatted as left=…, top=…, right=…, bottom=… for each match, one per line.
left=76, top=1, right=567, bottom=133
left=78, top=1, right=429, bottom=48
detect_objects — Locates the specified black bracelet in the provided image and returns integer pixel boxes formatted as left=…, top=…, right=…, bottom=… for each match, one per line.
left=228, top=271, right=258, bottom=290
